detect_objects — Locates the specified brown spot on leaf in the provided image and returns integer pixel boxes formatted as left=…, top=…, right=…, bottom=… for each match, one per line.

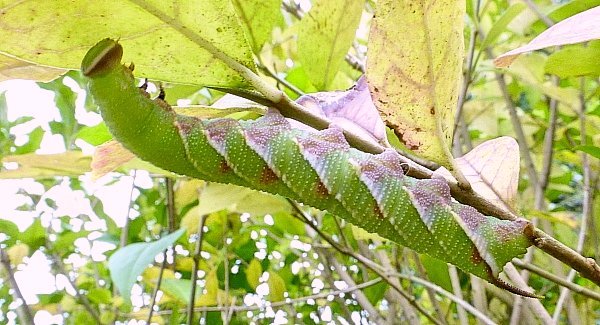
left=315, top=181, right=329, bottom=197
left=430, top=106, right=435, bottom=115
left=260, top=166, right=278, bottom=184
left=393, top=128, right=421, bottom=151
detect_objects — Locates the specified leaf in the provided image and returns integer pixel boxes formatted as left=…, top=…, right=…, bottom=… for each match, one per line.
left=573, top=145, right=600, bottom=160
left=0, top=0, right=255, bottom=87
left=495, top=6, right=600, bottom=67
left=545, top=41, right=600, bottom=77
left=350, top=224, right=387, bottom=242
left=161, top=279, right=201, bottom=304
left=232, top=0, right=283, bottom=53
left=481, top=3, right=527, bottom=49
left=0, top=54, right=66, bottom=82
left=246, top=258, right=262, bottom=290
left=297, top=0, right=364, bottom=90
left=367, top=0, right=464, bottom=167
left=13, top=126, right=44, bottom=155
left=108, top=228, right=185, bottom=301
left=436, top=137, right=520, bottom=211
left=267, top=271, right=286, bottom=302
left=87, top=288, right=112, bottom=305
left=1, top=152, right=91, bottom=179
left=296, top=76, right=389, bottom=146
left=91, top=140, right=136, bottom=179
left=197, top=183, right=291, bottom=217
left=76, top=123, right=112, bottom=146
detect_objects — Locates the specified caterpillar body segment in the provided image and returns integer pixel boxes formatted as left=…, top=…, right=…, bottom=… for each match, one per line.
left=82, top=39, right=535, bottom=297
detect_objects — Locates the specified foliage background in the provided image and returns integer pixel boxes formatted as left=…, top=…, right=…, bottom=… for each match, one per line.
left=0, top=0, right=599, bottom=324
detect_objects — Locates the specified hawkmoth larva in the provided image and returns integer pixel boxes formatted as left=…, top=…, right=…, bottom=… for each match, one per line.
left=82, top=39, right=536, bottom=297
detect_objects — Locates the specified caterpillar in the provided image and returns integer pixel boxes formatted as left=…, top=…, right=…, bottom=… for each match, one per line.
left=82, top=39, right=535, bottom=297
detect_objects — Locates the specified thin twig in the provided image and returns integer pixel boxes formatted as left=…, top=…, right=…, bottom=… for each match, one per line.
left=289, top=200, right=443, bottom=325
left=552, top=77, right=592, bottom=323
left=512, top=259, right=600, bottom=301
left=0, top=248, right=34, bottom=324
left=388, top=272, right=496, bottom=325
left=147, top=177, right=177, bottom=323
left=132, top=278, right=382, bottom=316
left=50, top=253, right=101, bottom=324
left=448, top=265, right=469, bottom=325
left=187, top=213, right=208, bottom=325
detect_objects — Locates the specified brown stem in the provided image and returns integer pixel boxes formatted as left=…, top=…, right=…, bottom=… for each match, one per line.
left=0, top=248, right=34, bottom=324
left=187, top=213, right=208, bottom=325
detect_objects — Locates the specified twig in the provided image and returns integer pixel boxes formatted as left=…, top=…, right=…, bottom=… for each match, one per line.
left=552, top=77, right=592, bottom=323
left=119, top=171, right=138, bottom=248
left=147, top=177, right=177, bottom=323
left=413, top=253, right=448, bottom=325
left=448, top=265, right=469, bottom=325
left=504, top=264, right=552, bottom=324
left=512, top=259, right=600, bottom=301
left=187, top=212, right=208, bottom=325
left=146, top=251, right=168, bottom=324
left=0, top=248, right=34, bottom=324
left=133, top=278, right=383, bottom=316
left=50, top=253, right=101, bottom=324
left=388, top=272, right=496, bottom=325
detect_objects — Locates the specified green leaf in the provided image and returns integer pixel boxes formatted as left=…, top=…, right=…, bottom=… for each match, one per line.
left=21, top=219, right=46, bottom=251
left=267, top=272, right=286, bottom=302
left=0, top=220, right=20, bottom=245
left=13, top=126, right=44, bottom=155
left=160, top=279, right=201, bottom=304
left=366, top=0, right=464, bottom=167
left=297, top=0, right=364, bottom=90
left=481, top=3, right=526, bottom=49
left=246, top=258, right=262, bottom=290
left=573, top=145, right=600, bottom=160
left=0, top=1, right=255, bottom=87
left=87, top=288, right=113, bottom=305
left=545, top=41, right=600, bottom=78
left=232, top=0, right=283, bottom=53
left=76, top=123, right=112, bottom=146
left=108, top=229, right=185, bottom=301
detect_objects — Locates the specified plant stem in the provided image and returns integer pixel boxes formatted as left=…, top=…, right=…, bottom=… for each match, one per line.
left=0, top=248, right=34, bottom=325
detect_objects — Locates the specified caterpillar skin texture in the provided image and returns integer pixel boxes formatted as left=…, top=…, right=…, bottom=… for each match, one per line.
left=82, top=39, right=535, bottom=297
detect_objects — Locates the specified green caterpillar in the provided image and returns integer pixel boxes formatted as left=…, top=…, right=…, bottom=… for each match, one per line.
left=82, top=39, right=535, bottom=297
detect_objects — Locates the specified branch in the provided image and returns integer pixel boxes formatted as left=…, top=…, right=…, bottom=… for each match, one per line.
left=132, top=278, right=382, bottom=316
left=0, top=248, right=34, bottom=324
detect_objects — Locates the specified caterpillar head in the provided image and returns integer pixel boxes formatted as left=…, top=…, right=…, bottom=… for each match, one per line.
left=81, top=38, right=123, bottom=77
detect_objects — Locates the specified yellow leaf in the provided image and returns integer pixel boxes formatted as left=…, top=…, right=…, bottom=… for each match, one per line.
left=6, top=243, right=29, bottom=265
left=268, top=272, right=286, bottom=302
left=196, top=269, right=218, bottom=306
left=1, top=152, right=91, bottom=179
left=246, top=259, right=263, bottom=289
left=350, top=224, right=387, bottom=242
left=174, top=179, right=204, bottom=212
left=142, top=266, right=175, bottom=287
left=367, top=0, right=465, bottom=167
